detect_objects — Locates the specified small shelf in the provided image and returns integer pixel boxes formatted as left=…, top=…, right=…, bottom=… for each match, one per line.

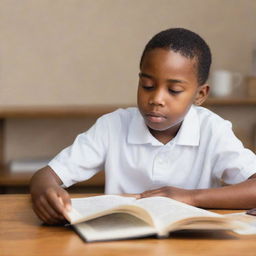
left=0, top=105, right=133, bottom=118
left=204, top=97, right=256, bottom=106
left=0, top=167, right=105, bottom=187
left=0, top=98, right=255, bottom=119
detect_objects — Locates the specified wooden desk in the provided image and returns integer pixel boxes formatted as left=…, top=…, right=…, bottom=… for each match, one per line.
left=1, top=194, right=256, bottom=256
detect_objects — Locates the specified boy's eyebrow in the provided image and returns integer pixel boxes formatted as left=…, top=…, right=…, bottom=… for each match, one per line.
left=139, top=72, right=153, bottom=79
left=139, top=72, right=185, bottom=84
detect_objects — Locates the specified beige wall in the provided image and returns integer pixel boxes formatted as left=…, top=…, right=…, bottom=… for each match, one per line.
left=1, top=0, right=256, bottom=105
left=0, top=0, right=255, bottom=161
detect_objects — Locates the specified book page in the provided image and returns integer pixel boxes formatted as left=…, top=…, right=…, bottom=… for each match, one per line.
left=224, top=212, right=256, bottom=235
left=135, top=197, right=222, bottom=232
left=73, top=213, right=156, bottom=242
left=67, top=195, right=136, bottom=223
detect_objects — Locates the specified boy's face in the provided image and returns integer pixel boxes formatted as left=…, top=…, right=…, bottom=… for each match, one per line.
left=137, top=48, right=209, bottom=141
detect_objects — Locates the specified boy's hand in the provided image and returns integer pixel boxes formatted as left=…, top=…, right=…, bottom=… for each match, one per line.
left=30, top=166, right=72, bottom=225
left=138, top=186, right=196, bottom=206
left=31, top=185, right=71, bottom=225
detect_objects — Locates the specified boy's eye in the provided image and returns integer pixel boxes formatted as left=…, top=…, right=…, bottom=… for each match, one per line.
left=168, top=89, right=182, bottom=94
left=142, top=85, right=154, bottom=90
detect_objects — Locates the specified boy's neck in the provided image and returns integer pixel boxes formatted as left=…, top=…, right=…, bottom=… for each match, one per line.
left=149, top=124, right=182, bottom=145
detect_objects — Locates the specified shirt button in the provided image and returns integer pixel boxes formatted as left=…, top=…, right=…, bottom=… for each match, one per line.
left=158, top=158, right=164, bottom=164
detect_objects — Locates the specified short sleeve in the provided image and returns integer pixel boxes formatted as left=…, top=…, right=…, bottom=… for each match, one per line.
left=48, top=115, right=109, bottom=187
left=213, top=121, right=256, bottom=184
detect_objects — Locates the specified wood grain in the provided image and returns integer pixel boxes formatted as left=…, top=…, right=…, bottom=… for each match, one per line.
left=1, top=194, right=256, bottom=256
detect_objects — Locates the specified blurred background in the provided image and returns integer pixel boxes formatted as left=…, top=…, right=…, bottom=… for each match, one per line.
left=0, top=0, right=255, bottom=192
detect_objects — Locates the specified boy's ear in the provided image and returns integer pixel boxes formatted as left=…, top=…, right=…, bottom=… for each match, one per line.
left=194, top=84, right=210, bottom=106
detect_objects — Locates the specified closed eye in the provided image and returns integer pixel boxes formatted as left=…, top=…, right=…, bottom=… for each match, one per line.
left=142, top=85, right=154, bottom=90
left=168, top=89, right=182, bottom=94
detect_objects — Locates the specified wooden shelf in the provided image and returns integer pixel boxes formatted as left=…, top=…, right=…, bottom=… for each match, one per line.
left=204, top=97, right=256, bottom=106
left=0, top=105, right=133, bottom=118
left=0, top=168, right=104, bottom=187
left=0, top=98, right=254, bottom=119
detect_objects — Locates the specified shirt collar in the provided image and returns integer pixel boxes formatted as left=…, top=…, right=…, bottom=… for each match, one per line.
left=127, top=109, right=163, bottom=146
left=127, top=105, right=200, bottom=147
left=174, top=105, right=200, bottom=146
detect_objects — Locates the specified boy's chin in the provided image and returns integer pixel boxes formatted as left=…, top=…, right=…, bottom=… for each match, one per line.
left=146, top=121, right=182, bottom=133
left=146, top=123, right=170, bottom=132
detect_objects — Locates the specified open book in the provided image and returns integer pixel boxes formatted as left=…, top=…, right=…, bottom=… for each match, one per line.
left=65, top=195, right=254, bottom=242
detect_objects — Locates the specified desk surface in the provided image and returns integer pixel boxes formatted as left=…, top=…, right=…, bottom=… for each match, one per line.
left=1, top=194, right=256, bottom=256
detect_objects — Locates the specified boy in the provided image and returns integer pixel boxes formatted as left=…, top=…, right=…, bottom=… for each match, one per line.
left=30, top=28, right=256, bottom=224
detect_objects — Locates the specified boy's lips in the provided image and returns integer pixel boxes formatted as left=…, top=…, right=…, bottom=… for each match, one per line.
left=145, top=112, right=167, bottom=123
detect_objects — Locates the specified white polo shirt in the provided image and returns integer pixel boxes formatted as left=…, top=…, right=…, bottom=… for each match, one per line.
left=48, top=106, right=256, bottom=194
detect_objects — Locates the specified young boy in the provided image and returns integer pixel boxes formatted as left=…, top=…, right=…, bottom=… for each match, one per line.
left=30, top=28, right=256, bottom=224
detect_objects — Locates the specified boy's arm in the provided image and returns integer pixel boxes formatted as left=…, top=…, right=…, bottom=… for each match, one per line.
left=138, top=174, right=256, bottom=209
left=30, top=166, right=71, bottom=224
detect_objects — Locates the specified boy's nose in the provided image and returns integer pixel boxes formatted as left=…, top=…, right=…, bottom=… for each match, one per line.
left=149, top=90, right=166, bottom=106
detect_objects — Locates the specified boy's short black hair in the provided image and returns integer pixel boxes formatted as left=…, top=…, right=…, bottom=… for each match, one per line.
left=140, top=28, right=212, bottom=85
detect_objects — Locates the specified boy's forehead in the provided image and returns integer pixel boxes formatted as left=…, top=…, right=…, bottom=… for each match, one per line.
left=141, top=48, right=198, bottom=78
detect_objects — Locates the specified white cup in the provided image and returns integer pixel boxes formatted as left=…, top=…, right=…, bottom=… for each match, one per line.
left=210, top=70, right=242, bottom=97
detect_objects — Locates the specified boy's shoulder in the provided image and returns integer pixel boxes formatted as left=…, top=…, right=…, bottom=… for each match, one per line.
left=102, top=107, right=138, bottom=119
left=194, top=105, right=232, bottom=132
left=195, top=105, right=225, bottom=121
left=176, top=106, right=231, bottom=146
left=99, top=107, right=139, bottom=127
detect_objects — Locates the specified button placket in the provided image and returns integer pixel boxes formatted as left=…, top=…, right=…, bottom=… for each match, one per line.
left=152, top=143, right=176, bottom=180
left=153, top=153, right=168, bottom=178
